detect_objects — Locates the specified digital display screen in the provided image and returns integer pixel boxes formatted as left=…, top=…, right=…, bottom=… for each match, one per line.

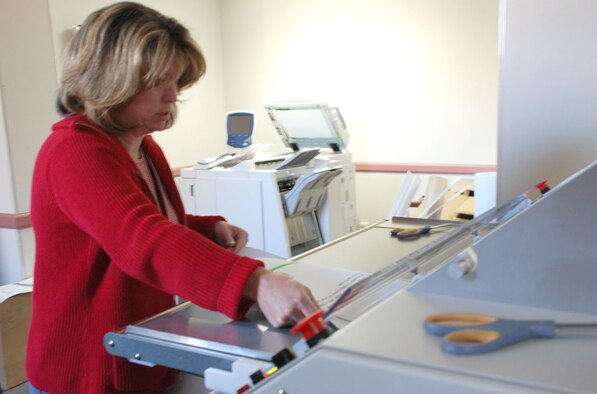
left=227, top=113, right=255, bottom=135
left=272, top=109, right=335, bottom=139
left=264, top=102, right=348, bottom=151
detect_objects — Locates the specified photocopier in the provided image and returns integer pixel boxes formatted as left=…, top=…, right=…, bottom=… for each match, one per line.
left=180, top=102, right=357, bottom=258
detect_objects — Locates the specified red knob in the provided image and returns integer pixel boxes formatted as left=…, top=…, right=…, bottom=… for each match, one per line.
left=291, top=310, right=326, bottom=342
left=536, top=180, right=550, bottom=194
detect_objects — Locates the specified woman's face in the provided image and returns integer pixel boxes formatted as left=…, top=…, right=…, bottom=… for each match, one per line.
left=117, top=81, right=178, bottom=135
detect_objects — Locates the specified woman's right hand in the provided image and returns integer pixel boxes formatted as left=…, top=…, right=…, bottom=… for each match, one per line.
left=243, top=267, right=321, bottom=328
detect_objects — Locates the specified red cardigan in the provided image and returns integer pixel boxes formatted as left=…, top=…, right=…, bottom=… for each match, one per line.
left=26, top=115, right=263, bottom=393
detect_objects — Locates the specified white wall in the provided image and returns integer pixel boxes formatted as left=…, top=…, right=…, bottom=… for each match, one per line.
left=0, top=0, right=58, bottom=283
left=0, top=0, right=500, bottom=283
left=0, top=88, right=24, bottom=283
left=217, top=0, right=499, bottom=225
left=0, top=0, right=227, bottom=283
left=219, top=0, right=499, bottom=164
left=47, top=0, right=229, bottom=168
left=0, top=0, right=58, bottom=213
left=497, top=0, right=597, bottom=203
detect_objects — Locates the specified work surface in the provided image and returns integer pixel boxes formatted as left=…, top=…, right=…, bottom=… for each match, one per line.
left=104, top=218, right=453, bottom=376
left=106, top=170, right=597, bottom=393
left=320, top=291, right=597, bottom=393
left=294, top=218, right=456, bottom=272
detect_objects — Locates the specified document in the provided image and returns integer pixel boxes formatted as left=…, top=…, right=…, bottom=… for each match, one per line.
left=241, top=247, right=413, bottom=327
left=262, top=258, right=369, bottom=311
left=241, top=246, right=369, bottom=311
left=0, top=277, right=33, bottom=303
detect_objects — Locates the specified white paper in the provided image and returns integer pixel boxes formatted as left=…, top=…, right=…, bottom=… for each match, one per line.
left=388, top=171, right=421, bottom=219
left=474, top=172, right=497, bottom=216
left=263, top=259, right=369, bottom=310
left=241, top=247, right=369, bottom=311
left=0, top=277, right=33, bottom=303
left=418, top=175, right=449, bottom=219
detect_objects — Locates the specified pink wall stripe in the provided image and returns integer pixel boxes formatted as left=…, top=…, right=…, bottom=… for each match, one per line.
left=0, top=213, right=31, bottom=229
left=355, top=162, right=496, bottom=174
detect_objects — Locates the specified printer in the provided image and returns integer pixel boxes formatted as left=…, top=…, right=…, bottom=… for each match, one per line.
left=180, top=102, right=357, bottom=258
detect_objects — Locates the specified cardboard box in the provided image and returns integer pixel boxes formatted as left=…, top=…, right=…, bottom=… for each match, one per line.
left=0, top=279, right=32, bottom=391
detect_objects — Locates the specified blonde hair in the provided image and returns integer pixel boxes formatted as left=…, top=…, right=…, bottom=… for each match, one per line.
left=57, top=2, right=206, bottom=132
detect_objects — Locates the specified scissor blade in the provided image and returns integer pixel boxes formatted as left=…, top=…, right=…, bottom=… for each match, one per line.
left=556, top=324, right=597, bottom=337
left=430, top=223, right=453, bottom=230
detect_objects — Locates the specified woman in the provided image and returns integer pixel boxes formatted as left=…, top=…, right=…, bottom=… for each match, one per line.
left=26, top=2, right=319, bottom=393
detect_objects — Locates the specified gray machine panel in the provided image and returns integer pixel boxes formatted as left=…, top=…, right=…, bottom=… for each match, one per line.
left=104, top=305, right=300, bottom=376
left=250, top=161, right=597, bottom=393
left=106, top=161, right=597, bottom=393
left=254, top=291, right=597, bottom=393
left=104, top=217, right=455, bottom=378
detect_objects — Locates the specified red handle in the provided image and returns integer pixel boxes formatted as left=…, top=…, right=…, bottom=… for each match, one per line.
left=291, top=310, right=327, bottom=342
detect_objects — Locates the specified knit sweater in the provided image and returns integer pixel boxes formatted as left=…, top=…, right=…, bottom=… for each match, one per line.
left=26, top=115, right=264, bottom=393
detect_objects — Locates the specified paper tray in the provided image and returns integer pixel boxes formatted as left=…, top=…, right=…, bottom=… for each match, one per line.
left=104, top=303, right=299, bottom=375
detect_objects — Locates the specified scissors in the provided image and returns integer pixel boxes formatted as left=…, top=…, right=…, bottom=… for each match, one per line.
left=390, top=223, right=452, bottom=240
left=424, top=312, right=597, bottom=355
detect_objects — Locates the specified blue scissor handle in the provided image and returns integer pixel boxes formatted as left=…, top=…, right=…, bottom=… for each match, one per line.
left=424, top=313, right=556, bottom=355
left=395, top=226, right=431, bottom=239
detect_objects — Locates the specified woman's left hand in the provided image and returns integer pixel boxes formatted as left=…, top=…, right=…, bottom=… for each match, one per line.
left=213, top=221, right=248, bottom=253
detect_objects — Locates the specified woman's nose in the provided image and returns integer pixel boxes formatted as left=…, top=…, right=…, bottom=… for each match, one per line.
left=162, top=84, right=178, bottom=103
